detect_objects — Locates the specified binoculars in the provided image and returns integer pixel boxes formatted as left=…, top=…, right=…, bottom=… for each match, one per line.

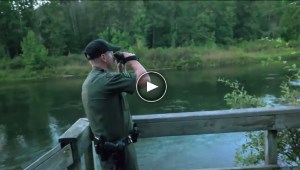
left=113, top=52, right=126, bottom=64
left=113, top=52, right=137, bottom=64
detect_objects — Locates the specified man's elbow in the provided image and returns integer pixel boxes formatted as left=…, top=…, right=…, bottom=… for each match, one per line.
left=137, top=75, right=150, bottom=88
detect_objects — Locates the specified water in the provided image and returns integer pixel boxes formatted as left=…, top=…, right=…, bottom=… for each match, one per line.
left=0, top=63, right=291, bottom=169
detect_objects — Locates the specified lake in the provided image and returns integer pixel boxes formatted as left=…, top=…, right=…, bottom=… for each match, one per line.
left=0, top=62, right=292, bottom=169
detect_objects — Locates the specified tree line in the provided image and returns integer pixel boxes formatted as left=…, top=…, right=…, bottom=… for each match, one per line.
left=0, top=0, right=299, bottom=59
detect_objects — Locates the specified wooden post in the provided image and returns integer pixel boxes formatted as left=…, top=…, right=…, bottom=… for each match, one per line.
left=84, top=142, right=95, bottom=170
left=59, top=118, right=94, bottom=170
left=265, top=130, right=278, bottom=165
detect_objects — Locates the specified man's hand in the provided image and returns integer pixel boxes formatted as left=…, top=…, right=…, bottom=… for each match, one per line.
left=117, top=63, right=125, bottom=73
left=113, top=52, right=125, bottom=64
left=114, top=52, right=137, bottom=64
left=122, top=52, right=135, bottom=58
left=115, top=51, right=150, bottom=88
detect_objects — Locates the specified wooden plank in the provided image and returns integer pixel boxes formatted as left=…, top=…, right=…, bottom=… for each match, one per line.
left=25, top=144, right=61, bottom=170
left=77, top=107, right=300, bottom=138
left=136, top=115, right=275, bottom=138
left=131, top=106, right=300, bottom=138
left=35, top=144, right=73, bottom=170
left=275, top=113, right=300, bottom=129
left=265, top=130, right=278, bottom=165
left=25, top=144, right=73, bottom=170
left=133, top=106, right=300, bottom=123
left=59, top=118, right=92, bottom=161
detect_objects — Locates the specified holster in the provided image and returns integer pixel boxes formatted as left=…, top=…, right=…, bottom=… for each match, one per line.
left=94, top=123, right=140, bottom=163
left=94, top=137, right=123, bottom=168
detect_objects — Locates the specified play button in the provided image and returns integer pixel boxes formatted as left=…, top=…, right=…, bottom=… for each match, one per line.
left=147, top=82, right=158, bottom=92
left=136, top=71, right=167, bottom=102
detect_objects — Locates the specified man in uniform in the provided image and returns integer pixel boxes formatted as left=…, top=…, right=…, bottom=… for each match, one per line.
left=82, top=39, right=150, bottom=170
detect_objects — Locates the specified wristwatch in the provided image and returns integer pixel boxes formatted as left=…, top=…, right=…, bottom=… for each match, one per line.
left=124, top=55, right=138, bottom=63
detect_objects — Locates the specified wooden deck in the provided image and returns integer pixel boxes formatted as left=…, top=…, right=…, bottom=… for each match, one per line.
left=25, top=106, right=300, bottom=170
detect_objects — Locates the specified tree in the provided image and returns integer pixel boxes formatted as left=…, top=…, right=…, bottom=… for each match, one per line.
left=0, top=0, right=36, bottom=58
left=280, top=1, right=300, bottom=41
left=21, top=30, right=48, bottom=70
left=143, top=1, right=172, bottom=48
left=34, top=2, right=69, bottom=56
left=213, top=1, right=236, bottom=45
left=99, top=28, right=133, bottom=51
left=233, top=1, right=261, bottom=41
left=0, top=1, right=22, bottom=58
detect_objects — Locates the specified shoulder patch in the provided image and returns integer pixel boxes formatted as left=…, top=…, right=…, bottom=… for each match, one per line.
left=121, top=72, right=131, bottom=78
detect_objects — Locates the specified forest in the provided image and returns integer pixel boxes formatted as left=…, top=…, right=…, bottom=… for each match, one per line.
left=0, top=1, right=299, bottom=78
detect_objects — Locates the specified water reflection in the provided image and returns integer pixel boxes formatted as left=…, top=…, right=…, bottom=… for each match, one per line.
left=48, top=116, right=61, bottom=146
left=0, top=78, right=84, bottom=169
left=135, top=132, right=247, bottom=170
left=161, top=99, right=190, bottom=112
left=289, top=80, right=300, bottom=86
left=262, top=94, right=282, bottom=106
left=0, top=125, right=7, bottom=167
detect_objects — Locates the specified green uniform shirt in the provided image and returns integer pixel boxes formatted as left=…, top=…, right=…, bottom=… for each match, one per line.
left=82, top=67, right=137, bottom=140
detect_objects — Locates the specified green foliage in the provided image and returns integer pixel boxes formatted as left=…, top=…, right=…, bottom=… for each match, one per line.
left=0, top=44, right=8, bottom=59
left=278, top=129, right=300, bottom=165
left=99, top=28, right=134, bottom=52
left=1, top=1, right=300, bottom=59
left=238, top=38, right=288, bottom=52
left=288, top=37, right=300, bottom=48
left=21, top=30, right=48, bottom=71
left=140, top=47, right=203, bottom=70
left=235, top=129, right=300, bottom=166
left=281, top=64, right=300, bottom=105
left=280, top=1, right=300, bottom=41
left=235, top=132, right=265, bottom=166
left=48, top=54, right=87, bottom=67
left=8, top=56, right=25, bottom=69
left=217, top=78, right=266, bottom=108
left=280, top=82, right=300, bottom=105
left=0, top=58, right=9, bottom=70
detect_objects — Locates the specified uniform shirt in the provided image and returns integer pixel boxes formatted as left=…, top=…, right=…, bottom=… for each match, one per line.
left=82, top=67, right=137, bottom=140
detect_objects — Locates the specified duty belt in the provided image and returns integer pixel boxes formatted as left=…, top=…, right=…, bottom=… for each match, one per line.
left=94, top=133, right=137, bottom=152
left=94, top=123, right=140, bottom=161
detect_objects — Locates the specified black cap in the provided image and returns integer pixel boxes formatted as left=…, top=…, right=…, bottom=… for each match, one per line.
left=84, top=39, right=121, bottom=60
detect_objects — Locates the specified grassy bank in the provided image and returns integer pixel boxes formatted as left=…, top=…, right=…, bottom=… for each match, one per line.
left=0, top=39, right=299, bottom=81
left=138, top=39, right=300, bottom=69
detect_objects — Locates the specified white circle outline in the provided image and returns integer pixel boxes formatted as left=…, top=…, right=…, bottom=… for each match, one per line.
left=135, top=71, right=167, bottom=103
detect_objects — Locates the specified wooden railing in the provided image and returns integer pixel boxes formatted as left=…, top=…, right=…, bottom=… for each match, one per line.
left=25, top=106, right=300, bottom=170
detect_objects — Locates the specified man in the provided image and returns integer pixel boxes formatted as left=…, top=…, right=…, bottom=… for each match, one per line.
left=82, top=39, right=150, bottom=170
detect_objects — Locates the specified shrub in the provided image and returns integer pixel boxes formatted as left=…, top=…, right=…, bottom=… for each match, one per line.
left=218, top=78, right=266, bottom=108
left=219, top=65, right=300, bottom=166
left=8, top=56, right=25, bottom=69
